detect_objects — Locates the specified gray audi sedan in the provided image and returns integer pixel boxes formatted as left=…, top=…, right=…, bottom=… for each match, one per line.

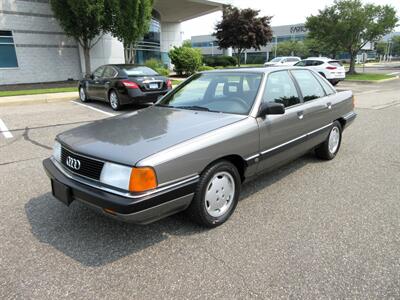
left=43, top=67, right=356, bottom=227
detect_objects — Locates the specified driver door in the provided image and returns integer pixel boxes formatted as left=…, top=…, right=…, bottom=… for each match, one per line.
left=256, top=70, right=308, bottom=172
left=87, top=66, right=105, bottom=99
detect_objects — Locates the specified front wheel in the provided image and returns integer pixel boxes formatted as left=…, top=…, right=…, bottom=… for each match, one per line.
left=109, top=90, right=121, bottom=111
left=79, top=86, right=89, bottom=102
left=315, top=121, right=342, bottom=160
left=187, top=161, right=241, bottom=228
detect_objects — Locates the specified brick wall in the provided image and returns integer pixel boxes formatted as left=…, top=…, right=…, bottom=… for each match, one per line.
left=0, top=0, right=82, bottom=85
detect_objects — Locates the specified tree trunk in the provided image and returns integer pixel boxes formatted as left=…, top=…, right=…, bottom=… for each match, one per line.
left=235, top=49, right=242, bottom=67
left=83, top=46, right=91, bottom=78
left=124, top=44, right=136, bottom=64
left=348, top=52, right=357, bottom=75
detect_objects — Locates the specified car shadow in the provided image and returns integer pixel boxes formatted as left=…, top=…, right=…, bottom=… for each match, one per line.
left=25, top=152, right=322, bottom=267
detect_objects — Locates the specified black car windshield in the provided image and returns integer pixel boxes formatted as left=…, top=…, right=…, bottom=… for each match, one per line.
left=122, top=66, right=158, bottom=76
left=157, top=72, right=263, bottom=115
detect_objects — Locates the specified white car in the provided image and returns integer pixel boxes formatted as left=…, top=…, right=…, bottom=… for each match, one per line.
left=294, top=57, right=346, bottom=86
left=264, top=56, right=301, bottom=67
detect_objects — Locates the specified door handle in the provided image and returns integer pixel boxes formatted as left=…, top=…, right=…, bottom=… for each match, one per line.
left=326, top=102, right=332, bottom=109
left=297, top=111, right=304, bottom=120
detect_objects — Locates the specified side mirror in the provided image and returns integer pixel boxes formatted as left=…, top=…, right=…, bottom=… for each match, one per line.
left=258, top=102, right=285, bottom=118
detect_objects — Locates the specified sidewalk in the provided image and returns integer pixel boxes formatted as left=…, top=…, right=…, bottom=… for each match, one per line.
left=0, top=92, right=78, bottom=107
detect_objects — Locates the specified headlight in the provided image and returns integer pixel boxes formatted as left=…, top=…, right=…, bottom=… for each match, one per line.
left=53, top=140, right=62, bottom=162
left=100, top=163, right=158, bottom=193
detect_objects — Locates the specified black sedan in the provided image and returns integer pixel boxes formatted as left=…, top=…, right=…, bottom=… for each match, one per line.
left=78, top=64, right=173, bottom=110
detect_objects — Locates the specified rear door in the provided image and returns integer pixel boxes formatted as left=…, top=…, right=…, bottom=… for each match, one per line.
left=257, top=70, right=308, bottom=172
left=100, top=66, right=118, bottom=100
left=290, top=69, right=333, bottom=146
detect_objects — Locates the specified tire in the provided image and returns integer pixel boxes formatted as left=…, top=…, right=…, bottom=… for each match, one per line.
left=109, top=90, right=121, bottom=111
left=315, top=121, right=342, bottom=160
left=187, top=160, right=241, bottom=228
left=330, top=80, right=339, bottom=86
left=79, top=86, right=89, bottom=102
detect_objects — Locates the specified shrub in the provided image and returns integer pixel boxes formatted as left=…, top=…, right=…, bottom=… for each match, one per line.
left=203, top=55, right=236, bottom=67
left=198, top=66, right=215, bottom=71
left=144, top=58, right=163, bottom=70
left=155, top=67, right=170, bottom=76
left=169, top=46, right=203, bottom=76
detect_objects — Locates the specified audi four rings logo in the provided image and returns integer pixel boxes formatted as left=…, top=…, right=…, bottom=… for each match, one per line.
left=66, top=156, right=81, bottom=170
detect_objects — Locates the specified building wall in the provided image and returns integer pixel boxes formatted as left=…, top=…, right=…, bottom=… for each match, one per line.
left=0, top=0, right=82, bottom=85
left=192, top=24, right=308, bottom=57
left=79, top=34, right=125, bottom=74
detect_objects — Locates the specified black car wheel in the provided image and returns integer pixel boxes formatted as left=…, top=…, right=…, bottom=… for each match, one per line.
left=187, top=160, right=241, bottom=228
left=315, top=121, right=342, bottom=160
left=79, top=86, right=89, bottom=102
left=109, top=90, right=121, bottom=111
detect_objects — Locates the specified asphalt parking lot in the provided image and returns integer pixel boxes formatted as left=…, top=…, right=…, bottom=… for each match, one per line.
left=0, top=79, right=399, bottom=299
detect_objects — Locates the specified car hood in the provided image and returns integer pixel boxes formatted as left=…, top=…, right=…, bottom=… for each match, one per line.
left=57, top=106, right=246, bottom=166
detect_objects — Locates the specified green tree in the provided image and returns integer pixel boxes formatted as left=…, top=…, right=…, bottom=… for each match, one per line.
left=214, top=5, right=273, bottom=66
left=304, top=38, right=344, bottom=58
left=375, top=41, right=388, bottom=56
left=50, top=0, right=110, bottom=77
left=182, top=40, right=193, bottom=48
left=276, top=41, right=309, bottom=58
left=306, top=0, right=398, bottom=74
left=107, top=0, right=153, bottom=63
left=169, top=46, right=202, bottom=76
left=392, top=36, right=400, bottom=56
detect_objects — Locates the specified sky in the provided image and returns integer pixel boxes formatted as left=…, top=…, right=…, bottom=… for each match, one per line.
left=182, top=0, right=400, bottom=39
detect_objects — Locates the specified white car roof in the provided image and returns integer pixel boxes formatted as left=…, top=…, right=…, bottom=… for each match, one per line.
left=305, top=57, right=337, bottom=61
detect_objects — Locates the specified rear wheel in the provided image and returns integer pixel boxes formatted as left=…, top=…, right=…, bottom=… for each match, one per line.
left=330, top=80, right=339, bottom=86
left=315, top=121, right=342, bottom=160
left=109, top=90, right=121, bottom=111
left=79, top=86, right=89, bottom=102
left=187, top=160, right=241, bottom=228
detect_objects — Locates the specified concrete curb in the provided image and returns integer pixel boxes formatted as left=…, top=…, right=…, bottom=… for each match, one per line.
left=344, top=76, right=399, bottom=84
left=0, top=92, right=79, bottom=107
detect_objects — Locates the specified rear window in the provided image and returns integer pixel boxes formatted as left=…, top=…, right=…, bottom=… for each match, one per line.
left=328, top=61, right=343, bottom=67
left=122, top=66, right=158, bottom=76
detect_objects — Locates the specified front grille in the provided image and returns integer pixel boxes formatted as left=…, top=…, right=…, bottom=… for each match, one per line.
left=61, top=147, right=104, bottom=180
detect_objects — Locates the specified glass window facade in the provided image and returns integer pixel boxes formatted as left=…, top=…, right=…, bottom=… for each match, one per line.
left=0, top=30, right=18, bottom=68
left=135, top=10, right=163, bottom=65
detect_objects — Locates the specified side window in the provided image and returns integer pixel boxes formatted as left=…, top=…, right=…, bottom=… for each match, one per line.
left=314, top=74, right=336, bottom=95
left=291, top=70, right=326, bottom=101
left=0, top=30, right=18, bottom=68
left=294, top=61, right=306, bottom=67
left=263, top=71, right=301, bottom=108
left=103, top=66, right=117, bottom=78
left=93, top=66, right=105, bottom=78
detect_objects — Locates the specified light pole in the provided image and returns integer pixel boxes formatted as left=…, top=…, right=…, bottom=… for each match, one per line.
left=274, top=36, right=278, bottom=58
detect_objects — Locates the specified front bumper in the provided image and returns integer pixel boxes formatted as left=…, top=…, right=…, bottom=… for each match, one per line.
left=43, top=158, right=196, bottom=224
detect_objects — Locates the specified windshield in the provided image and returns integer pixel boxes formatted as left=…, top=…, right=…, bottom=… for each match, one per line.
left=157, top=72, right=263, bottom=115
left=122, top=66, right=158, bottom=76
left=270, top=58, right=282, bottom=62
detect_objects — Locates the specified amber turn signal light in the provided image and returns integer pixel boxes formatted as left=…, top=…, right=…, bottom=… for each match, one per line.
left=129, top=167, right=158, bottom=193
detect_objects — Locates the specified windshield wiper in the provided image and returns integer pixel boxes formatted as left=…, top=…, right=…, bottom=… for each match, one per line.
left=175, top=105, right=210, bottom=112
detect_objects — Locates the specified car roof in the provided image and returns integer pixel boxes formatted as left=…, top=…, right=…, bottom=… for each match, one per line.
left=305, top=57, right=337, bottom=61
left=200, top=66, right=309, bottom=75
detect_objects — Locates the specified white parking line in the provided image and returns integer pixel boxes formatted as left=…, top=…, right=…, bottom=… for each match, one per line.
left=0, top=118, right=13, bottom=139
left=388, top=72, right=400, bottom=76
left=70, top=101, right=116, bottom=117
